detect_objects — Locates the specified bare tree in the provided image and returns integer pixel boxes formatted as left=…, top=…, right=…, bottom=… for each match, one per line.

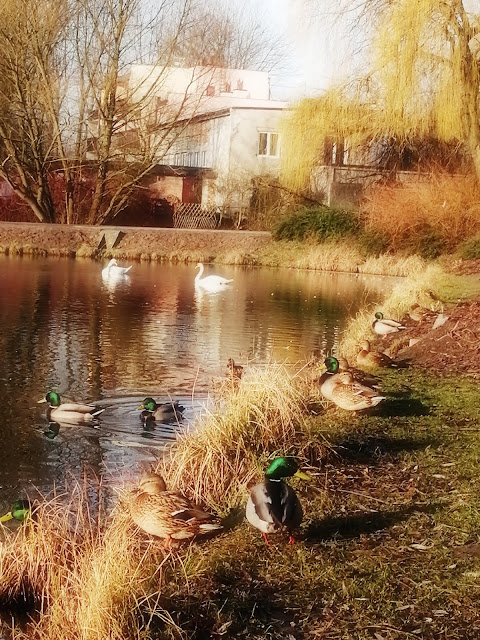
left=164, top=0, right=287, bottom=73
left=0, top=0, right=276, bottom=224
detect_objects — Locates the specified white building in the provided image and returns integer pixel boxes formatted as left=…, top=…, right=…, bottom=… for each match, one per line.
left=110, top=65, right=287, bottom=221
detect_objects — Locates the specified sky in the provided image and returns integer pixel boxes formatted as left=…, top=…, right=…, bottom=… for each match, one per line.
left=230, top=0, right=351, bottom=100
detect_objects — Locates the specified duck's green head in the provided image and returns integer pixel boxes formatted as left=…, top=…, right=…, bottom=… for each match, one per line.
left=138, top=398, right=157, bottom=412
left=38, top=391, right=61, bottom=407
left=0, top=499, right=31, bottom=522
left=375, top=311, right=384, bottom=320
left=324, top=356, right=340, bottom=374
left=265, top=457, right=310, bottom=481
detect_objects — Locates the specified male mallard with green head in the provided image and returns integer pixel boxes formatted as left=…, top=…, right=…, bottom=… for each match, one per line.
left=318, top=356, right=342, bottom=401
left=246, top=457, right=310, bottom=545
left=372, top=312, right=406, bottom=337
left=137, top=398, right=185, bottom=423
left=0, top=499, right=32, bottom=523
left=129, top=472, right=221, bottom=548
left=38, top=391, right=104, bottom=425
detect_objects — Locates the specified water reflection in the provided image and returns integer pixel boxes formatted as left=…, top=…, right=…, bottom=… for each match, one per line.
left=0, top=256, right=397, bottom=503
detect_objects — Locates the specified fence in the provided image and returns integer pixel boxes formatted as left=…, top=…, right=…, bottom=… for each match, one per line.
left=173, top=203, right=220, bottom=229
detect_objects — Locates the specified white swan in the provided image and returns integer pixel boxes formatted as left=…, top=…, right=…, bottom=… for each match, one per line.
left=194, top=263, right=233, bottom=290
left=102, top=258, right=132, bottom=278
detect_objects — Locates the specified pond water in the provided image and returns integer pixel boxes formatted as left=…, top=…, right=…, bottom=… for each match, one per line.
left=0, top=256, right=397, bottom=508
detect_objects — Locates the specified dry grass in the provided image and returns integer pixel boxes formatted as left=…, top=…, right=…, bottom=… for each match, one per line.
left=339, top=262, right=480, bottom=360
left=362, top=174, right=480, bottom=252
left=256, top=240, right=427, bottom=276
left=0, top=364, right=326, bottom=640
left=158, top=364, right=323, bottom=514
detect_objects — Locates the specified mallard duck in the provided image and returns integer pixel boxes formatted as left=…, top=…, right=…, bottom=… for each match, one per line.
left=337, top=356, right=382, bottom=388
left=318, top=356, right=342, bottom=401
left=102, top=258, right=132, bottom=278
left=137, top=398, right=185, bottom=423
left=226, top=358, right=243, bottom=381
left=194, top=263, right=233, bottom=289
left=356, top=340, right=396, bottom=368
left=0, top=499, right=31, bottom=523
left=372, top=312, right=406, bottom=337
left=246, top=457, right=310, bottom=545
left=38, top=391, right=105, bottom=425
left=330, top=371, right=385, bottom=412
left=408, top=304, right=439, bottom=323
left=129, top=472, right=222, bottom=548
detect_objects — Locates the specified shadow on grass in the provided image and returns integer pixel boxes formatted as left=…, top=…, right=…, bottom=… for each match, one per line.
left=375, top=390, right=430, bottom=418
left=304, top=503, right=438, bottom=543
left=331, top=434, right=437, bottom=464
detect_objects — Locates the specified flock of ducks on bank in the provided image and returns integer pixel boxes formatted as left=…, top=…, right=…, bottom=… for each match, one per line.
left=1, top=297, right=427, bottom=547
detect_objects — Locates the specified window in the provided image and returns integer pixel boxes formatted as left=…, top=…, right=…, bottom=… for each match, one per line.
left=258, top=132, right=279, bottom=157
left=206, top=85, right=215, bottom=97
left=236, top=79, right=244, bottom=91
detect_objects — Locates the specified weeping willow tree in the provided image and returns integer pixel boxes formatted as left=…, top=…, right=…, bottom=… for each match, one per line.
left=282, top=0, right=480, bottom=191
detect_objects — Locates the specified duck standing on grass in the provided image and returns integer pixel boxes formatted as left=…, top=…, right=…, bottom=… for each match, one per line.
left=38, top=391, right=105, bottom=425
left=336, top=356, right=382, bottom=388
left=137, top=398, right=185, bottom=424
left=372, top=312, right=406, bottom=337
left=129, top=472, right=222, bottom=549
left=246, top=457, right=310, bottom=545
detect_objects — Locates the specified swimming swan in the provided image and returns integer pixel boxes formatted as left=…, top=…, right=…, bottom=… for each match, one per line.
left=102, top=259, right=132, bottom=278
left=194, top=263, right=233, bottom=289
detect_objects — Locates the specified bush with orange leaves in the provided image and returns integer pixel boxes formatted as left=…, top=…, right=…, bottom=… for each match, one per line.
left=361, top=174, right=480, bottom=258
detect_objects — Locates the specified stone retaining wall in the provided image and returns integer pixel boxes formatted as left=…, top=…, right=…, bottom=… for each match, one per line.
left=0, top=222, right=272, bottom=260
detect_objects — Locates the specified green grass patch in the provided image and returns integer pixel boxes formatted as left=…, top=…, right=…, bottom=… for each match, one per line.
left=138, top=371, right=480, bottom=639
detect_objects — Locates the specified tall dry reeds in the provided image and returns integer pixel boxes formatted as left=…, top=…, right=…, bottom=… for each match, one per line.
left=0, top=364, right=324, bottom=640
left=159, top=364, right=317, bottom=514
left=361, top=174, right=480, bottom=253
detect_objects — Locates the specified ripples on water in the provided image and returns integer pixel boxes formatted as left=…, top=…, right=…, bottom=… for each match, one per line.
left=0, top=256, right=396, bottom=507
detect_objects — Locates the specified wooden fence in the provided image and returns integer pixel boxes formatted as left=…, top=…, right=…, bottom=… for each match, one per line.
left=173, top=203, right=220, bottom=229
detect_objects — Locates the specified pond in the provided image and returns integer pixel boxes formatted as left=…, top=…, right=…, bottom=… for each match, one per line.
left=0, top=256, right=397, bottom=507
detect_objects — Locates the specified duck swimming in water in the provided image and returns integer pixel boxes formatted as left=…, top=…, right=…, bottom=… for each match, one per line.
left=246, top=457, right=310, bottom=545
left=137, top=398, right=185, bottom=423
left=38, top=391, right=105, bottom=425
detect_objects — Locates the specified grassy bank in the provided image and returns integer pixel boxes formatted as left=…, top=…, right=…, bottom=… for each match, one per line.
left=1, top=365, right=480, bottom=639
left=0, top=226, right=429, bottom=277
left=1, top=257, right=480, bottom=639
left=338, top=263, right=480, bottom=360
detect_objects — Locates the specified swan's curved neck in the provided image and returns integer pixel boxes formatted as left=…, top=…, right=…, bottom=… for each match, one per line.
left=195, top=264, right=204, bottom=283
